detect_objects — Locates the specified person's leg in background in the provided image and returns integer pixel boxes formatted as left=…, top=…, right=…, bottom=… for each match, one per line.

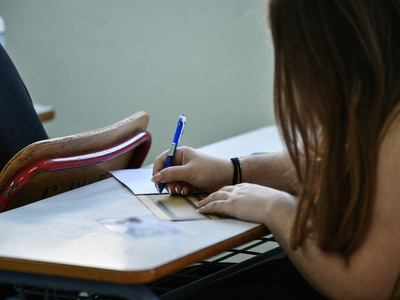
left=0, top=44, right=48, bottom=171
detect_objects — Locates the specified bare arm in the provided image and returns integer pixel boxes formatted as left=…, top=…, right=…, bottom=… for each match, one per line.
left=153, top=139, right=400, bottom=298
left=239, top=151, right=298, bottom=194
left=152, top=147, right=297, bottom=195
left=198, top=120, right=400, bottom=299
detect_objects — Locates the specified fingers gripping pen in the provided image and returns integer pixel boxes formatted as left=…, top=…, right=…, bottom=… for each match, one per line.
left=159, top=114, right=186, bottom=193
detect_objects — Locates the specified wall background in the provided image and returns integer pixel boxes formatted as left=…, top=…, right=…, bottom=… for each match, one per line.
left=0, top=0, right=275, bottom=165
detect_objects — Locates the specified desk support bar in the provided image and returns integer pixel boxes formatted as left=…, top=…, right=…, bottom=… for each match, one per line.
left=0, top=269, right=159, bottom=300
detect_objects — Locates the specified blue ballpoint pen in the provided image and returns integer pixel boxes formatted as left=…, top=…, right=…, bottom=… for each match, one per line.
left=159, top=114, right=186, bottom=193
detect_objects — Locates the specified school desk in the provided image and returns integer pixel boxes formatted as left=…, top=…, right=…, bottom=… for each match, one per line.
left=0, top=125, right=284, bottom=299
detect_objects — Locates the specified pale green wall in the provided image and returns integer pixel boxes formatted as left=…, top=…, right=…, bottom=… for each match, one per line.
left=0, top=0, right=275, bottom=165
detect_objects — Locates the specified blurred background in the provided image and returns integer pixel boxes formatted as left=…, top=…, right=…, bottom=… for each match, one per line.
left=0, top=0, right=275, bottom=165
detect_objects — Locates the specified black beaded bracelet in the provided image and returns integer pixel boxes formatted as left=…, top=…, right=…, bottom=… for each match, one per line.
left=230, top=157, right=242, bottom=185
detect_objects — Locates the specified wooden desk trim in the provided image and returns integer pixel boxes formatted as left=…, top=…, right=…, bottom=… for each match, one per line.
left=0, top=225, right=267, bottom=284
left=33, top=102, right=55, bottom=121
left=38, top=110, right=55, bottom=122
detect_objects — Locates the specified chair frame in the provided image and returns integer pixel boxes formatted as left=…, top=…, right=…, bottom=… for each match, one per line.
left=0, top=111, right=151, bottom=212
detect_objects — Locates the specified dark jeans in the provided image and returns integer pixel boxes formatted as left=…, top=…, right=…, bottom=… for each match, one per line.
left=0, top=44, right=48, bottom=170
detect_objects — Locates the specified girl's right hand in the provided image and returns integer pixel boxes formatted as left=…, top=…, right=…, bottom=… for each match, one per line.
left=152, top=146, right=233, bottom=195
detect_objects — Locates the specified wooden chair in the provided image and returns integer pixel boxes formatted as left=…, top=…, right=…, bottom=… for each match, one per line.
left=0, top=111, right=151, bottom=212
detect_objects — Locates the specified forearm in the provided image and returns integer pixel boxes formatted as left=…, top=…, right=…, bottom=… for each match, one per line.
left=198, top=181, right=394, bottom=298
left=240, top=151, right=298, bottom=194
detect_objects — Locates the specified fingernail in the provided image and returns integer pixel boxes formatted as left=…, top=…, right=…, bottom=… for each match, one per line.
left=151, top=173, right=162, bottom=182
left=175, top=187, right=179, bottom=194
left=197, top=200, right=203, bottom=207
left=167, top=187, right=172, bottom=194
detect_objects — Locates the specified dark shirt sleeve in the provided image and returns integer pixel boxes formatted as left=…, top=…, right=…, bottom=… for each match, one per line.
left=0, top=45, right=48, bottom=170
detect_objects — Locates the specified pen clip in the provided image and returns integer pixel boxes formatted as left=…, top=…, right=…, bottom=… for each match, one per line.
left=178, top=115, right=186, bottom=143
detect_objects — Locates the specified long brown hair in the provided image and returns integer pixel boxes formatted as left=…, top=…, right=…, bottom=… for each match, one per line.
left=268, top=0, right=400, bottom=256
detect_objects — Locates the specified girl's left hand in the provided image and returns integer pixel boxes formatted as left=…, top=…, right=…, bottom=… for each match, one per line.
left=197, top=183, right=290, bottom=225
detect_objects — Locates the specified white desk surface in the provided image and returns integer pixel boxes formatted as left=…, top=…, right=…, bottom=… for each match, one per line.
left=0, top=125, right=283, bottom=284
left=198, top=125, right=283, bottom=158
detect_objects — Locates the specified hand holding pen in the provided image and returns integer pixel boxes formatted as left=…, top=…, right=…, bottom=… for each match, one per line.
left=158, top=114, right=186, bottom=193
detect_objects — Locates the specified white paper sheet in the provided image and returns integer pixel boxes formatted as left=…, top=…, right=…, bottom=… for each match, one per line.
left=110, top=167, right=167, bottom=194
left=109, top=168, right=218, bottom=221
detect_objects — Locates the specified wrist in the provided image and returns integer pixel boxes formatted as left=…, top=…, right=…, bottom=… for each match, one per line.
left=265, top=191, right=297, bottom=233
left=218, top=158, right=236, bottom=189
left=230, top=157, right=242, bottom=185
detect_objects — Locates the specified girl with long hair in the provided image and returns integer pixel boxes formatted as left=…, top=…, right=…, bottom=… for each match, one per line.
left=152, top=1, right=400, bottom=298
